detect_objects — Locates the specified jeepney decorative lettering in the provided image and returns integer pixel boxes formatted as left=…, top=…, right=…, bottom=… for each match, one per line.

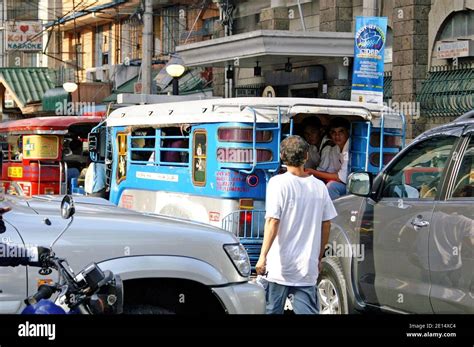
left=23, top=136, right=59, bottom=160
left=136, top=172, right=179, bottom=182
left=215, top=171, right=249, bottom=193
left=120, top=194, right=134, bottom=209
left=8, top=167, right=23, bottom=178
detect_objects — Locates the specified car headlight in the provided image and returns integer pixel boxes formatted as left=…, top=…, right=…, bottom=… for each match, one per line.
left=223, top=243, right=251, bottom=277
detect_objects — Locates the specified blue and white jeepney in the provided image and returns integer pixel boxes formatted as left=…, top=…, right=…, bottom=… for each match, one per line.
left=89, top=97, right=405, bottom=269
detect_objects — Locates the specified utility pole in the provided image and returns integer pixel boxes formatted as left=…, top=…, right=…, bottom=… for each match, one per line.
left=0, top=0, right=5, bottom=68
left=141, top=0, right=153, bottom=95
left=72, top=0, right=81, bottom=101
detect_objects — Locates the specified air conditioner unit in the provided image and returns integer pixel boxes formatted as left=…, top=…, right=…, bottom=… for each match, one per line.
left=85, top=66, right=111, bottom=82
left=102, top=66, right=110, bottom=82
left=85, top=67, right=102, bottom=82
left=85, top=69, right=96, bottom=82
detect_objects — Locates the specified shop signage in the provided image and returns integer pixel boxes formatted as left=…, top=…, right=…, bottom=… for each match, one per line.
left=6, top=21, right=43, bottom=51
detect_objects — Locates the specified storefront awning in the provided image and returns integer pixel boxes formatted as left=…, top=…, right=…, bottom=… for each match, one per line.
left=176, top=30, right=354, bottom=68
left=0, top=68, right=56, bottom=115
left=418, top=64, right=473, bottom=117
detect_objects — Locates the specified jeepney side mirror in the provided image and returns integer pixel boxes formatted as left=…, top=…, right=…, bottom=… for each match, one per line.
left=88, top=133, right=99, bottom=157
left=348, top=172, right=372, bottom=197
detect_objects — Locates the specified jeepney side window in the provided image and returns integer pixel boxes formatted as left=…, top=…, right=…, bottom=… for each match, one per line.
left=116, top=133, right=128, bottom=183
left=7, top=135, right=22, bottom=161
left=130, top=128, right=155, bottom=164
left=98, top=127, right=107, bottom=162
left=192, top=130, right=207, bottom=186
left=160, top=127, right=190, bottom=165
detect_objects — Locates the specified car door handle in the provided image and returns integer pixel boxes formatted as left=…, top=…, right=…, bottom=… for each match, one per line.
left=411, top=216, right=430, bottom=231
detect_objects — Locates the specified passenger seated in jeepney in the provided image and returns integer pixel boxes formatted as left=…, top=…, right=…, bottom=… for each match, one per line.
left=160, top=127, right=189, bottom=164
left=305, top=117, right=350, bottom=200
left=300, top=116, right=334, bottom=171
left=63, top=135, right=87, bottom=193
left=131, top=128, right=155, bottom=162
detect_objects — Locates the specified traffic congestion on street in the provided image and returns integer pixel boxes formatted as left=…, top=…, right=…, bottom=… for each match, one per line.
left=0, top=0, right=472, bottom=342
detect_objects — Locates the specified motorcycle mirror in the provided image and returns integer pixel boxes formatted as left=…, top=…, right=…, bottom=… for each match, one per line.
left=61, top=195, right=75, bottom=219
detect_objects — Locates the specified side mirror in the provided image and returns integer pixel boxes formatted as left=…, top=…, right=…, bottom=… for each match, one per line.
left=88, top=132, right=99, bottom=156
left=50, top=195, right=76, bottom=249
left=61, top=195, right=75, bottom=219
left=348, top=172, right=372, bottom=197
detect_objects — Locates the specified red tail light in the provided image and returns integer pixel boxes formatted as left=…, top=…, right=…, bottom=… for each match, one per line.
left=239, top=210, right=253, bottom=237
left=240, top=211, right=253, bottom=224
left=238, top=199, right=253, bottom=238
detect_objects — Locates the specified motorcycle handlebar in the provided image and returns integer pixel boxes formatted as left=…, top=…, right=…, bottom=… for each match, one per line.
left=27, top=284, right=57, bottom=305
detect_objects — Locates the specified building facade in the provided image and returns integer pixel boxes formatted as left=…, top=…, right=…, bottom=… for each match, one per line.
left=177, top=0, right=474, bottom=138
left=47, top=0, right=216, bottom=94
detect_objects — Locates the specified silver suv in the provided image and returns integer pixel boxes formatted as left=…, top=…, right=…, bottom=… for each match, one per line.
left=0, top=195, right=265, bottom=314
left=318, top=111, right=474, bottom=314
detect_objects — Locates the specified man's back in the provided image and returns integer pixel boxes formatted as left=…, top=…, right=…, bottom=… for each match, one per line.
left=265, top=172, right=336, bottom=286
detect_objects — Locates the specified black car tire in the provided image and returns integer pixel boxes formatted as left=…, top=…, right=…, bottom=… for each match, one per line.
left=317, top=257, right=349, bottom=314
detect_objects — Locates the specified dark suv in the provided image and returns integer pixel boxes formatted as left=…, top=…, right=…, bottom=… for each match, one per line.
left=318, top=111, right=474, bottom=314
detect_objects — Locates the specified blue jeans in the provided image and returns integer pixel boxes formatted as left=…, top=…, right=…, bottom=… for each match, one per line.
left=327, top=181, right=347, bottom=200
left=266, top=281, right=319, bottom=314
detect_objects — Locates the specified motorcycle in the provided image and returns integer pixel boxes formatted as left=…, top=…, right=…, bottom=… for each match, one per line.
left=22, top=195, right=123, bottom=314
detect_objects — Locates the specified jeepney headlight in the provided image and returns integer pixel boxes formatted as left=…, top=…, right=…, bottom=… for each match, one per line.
left=223, top=244, right=251, bottom=277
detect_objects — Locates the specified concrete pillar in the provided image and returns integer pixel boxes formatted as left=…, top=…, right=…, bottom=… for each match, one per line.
left=392, top=0, right=430, bottom=138
left=320, top=0, right=353, bottom=32
left=212, top=67, right=225, bottom=97
left=259, top=7, right=289, bottom=30
left=362, top=0, right=378, bottom=17
left=319, top=1, right=353, bottom=99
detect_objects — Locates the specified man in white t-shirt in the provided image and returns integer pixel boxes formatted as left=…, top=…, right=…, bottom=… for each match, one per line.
left=255, top=135, right=338, bottom=314
left=305, top=117, right=350, bottom=200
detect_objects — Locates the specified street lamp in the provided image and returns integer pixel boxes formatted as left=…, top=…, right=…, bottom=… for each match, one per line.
left=166, top=63, right=185, bottom=95
left=62, top=82, right=78, bottom=115
left=62, top=82, right=78, bottom=93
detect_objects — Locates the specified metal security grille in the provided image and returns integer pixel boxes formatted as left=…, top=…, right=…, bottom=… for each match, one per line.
left=162, top=6, right=181, bottom=54
left=418, top=64, right=474, bottom=118
left=384, top=71, right=392, bottom=103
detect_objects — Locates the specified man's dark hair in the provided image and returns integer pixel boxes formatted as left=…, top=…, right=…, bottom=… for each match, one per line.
left=280, top=135, right=309, bottom=167
left=329, top=117, right=350, bottom=131
left=301, top=116, right=322, bottom=130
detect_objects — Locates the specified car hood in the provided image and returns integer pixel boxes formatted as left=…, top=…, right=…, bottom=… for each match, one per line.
left=2, top=195, right=245, bottom=284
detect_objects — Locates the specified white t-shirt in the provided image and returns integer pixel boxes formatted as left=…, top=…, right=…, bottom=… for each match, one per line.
left=317, top=145, right=339, bottom=173
left=264, top=172, right=338, bottom=286
left=318, top=140, right=349, bottom=183
left=337, top=140, right=350, bottom=184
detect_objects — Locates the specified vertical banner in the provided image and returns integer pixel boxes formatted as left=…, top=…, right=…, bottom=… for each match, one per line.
left=351, top=16, right=388, bottom=104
